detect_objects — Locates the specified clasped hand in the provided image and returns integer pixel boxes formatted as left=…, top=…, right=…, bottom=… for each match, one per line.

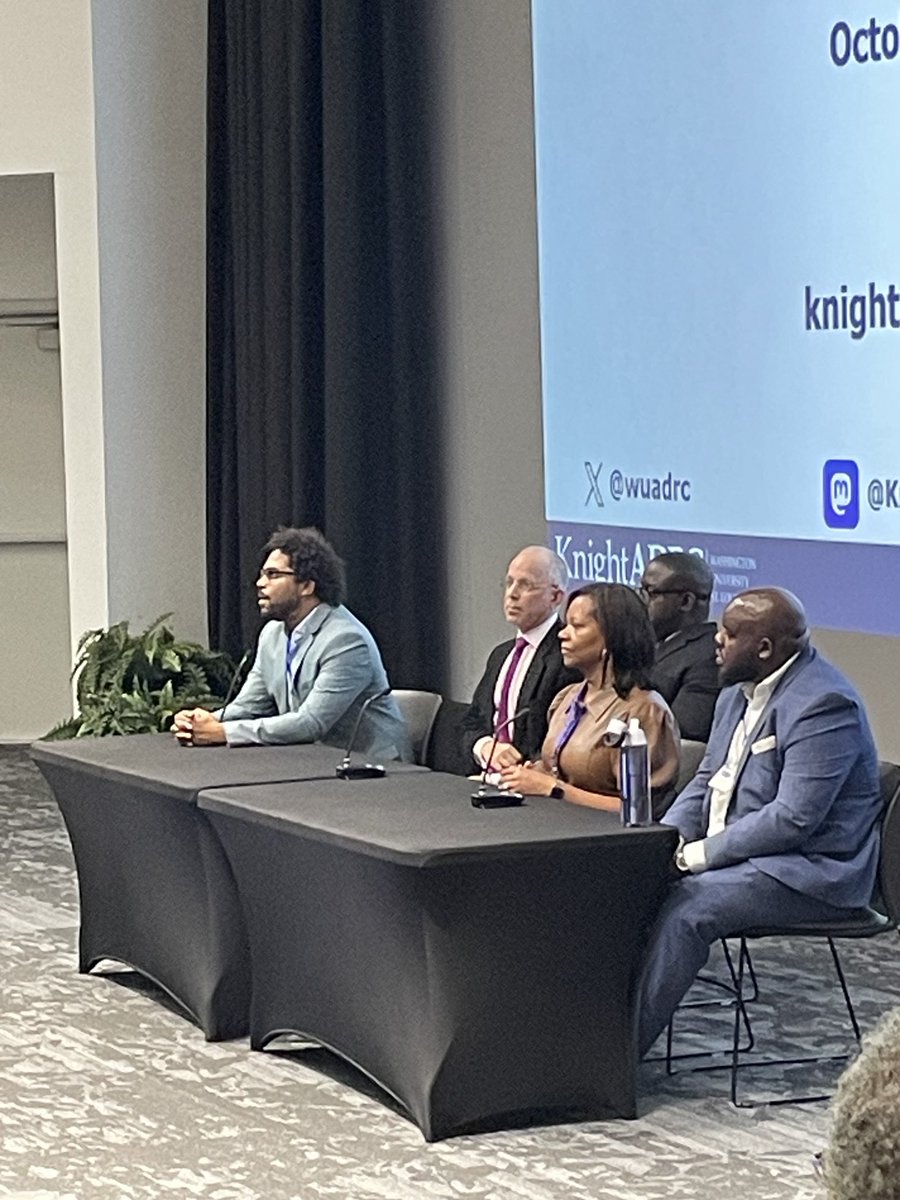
left=498, top=760, right=555, bottom=796
left=486, top=743, right=523, bottom=770
left=171, top=708, right=226, bottom=746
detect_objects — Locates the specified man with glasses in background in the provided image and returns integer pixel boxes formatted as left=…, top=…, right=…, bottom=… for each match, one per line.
left=461, top=545, right=579, bottom=772
left=639, top=551, right=720, bottom=742
left=171, top=526, right=410, bottom=760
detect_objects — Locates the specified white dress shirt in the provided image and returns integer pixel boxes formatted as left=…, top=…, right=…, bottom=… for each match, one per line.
left=473, top=611, right=560, bottom=767
left=682, top=652, right=799, bottom=872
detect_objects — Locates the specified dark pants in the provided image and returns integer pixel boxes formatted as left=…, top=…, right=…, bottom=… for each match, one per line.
left=638, top=861, right=853, bottom=1057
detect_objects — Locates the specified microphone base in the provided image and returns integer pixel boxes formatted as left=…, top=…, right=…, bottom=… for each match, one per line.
left=336, top=763, right=386, bottom=780
left=471, top=787, right=524, bottom=809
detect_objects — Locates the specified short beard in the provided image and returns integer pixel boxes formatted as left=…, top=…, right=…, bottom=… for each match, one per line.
left=719, top=660, right=759, bottom=688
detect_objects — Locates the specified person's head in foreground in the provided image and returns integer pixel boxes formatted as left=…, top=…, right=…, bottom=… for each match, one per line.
left=824, top=1005, right=900, bottom=1200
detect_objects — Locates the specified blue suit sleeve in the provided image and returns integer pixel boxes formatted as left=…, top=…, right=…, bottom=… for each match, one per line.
left=217, top=654, right=277, bottom=722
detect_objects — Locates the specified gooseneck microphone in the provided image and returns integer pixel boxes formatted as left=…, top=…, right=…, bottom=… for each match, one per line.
left=176, top=647, right=252, bottom=745
left=335, top=688, right=390, bottom=780
left=218, top=648, right=252, bottom=719
left=471, top=706, right=530, bottom=807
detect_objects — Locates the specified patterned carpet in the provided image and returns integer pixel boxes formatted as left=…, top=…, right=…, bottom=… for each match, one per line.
left=2, top=744, right=899, bottom=1200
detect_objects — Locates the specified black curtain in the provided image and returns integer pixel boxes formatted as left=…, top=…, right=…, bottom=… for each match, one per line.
left=207, top=0, right=447, bottom=693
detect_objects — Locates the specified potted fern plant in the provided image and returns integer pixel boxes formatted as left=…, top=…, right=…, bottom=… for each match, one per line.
left=44, top=615, right=239, bottom=739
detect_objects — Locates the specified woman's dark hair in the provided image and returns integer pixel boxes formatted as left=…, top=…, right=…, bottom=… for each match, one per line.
left=566, top=582, right=656, bottom=698
left=262, top=526, right=346, bottom=607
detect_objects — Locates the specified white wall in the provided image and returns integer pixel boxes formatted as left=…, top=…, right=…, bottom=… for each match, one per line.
left=812, top=629, right=900, bottom=762
left=0, top=0, right=208, bottom=733
left=0, top=173, right=72, bottom=739
left=0, top=0, right=108, bottom=670
left=91, top=0, right=208, bottom=643
left=436, top=0, right=548, bottom=702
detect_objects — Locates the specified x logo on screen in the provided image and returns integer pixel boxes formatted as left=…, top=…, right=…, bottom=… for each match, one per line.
left=584, top=461, right=604, bottom=508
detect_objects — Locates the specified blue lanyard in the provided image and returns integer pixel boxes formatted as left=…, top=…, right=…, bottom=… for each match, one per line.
left=550, top=682, right=588, bottom=776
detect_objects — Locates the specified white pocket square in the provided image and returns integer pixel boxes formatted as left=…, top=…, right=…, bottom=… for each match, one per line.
left=750, top=735, right=776, bottom=755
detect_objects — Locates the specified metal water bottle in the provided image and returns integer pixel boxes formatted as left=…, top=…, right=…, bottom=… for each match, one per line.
left=620, top=717, right=652, bottom=827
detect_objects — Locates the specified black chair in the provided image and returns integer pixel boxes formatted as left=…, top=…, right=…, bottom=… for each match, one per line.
left=668, top=760, right=900, bottom=1106
left=675, top=738, right=707, bottom=795
left=392, top=689, right=442, bottom=766
left=424, top=698, right=471, bottom=776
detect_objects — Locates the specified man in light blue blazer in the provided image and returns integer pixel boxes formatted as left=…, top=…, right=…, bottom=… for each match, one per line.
left=172, top=527, right=411, bottom=761
left=638, top=587, right=881, bottom=1057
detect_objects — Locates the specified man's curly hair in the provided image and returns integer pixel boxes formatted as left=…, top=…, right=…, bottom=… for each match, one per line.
left=825, top=1005, right=900, bottom=1200
left=262, top=527, right=346, bottom=607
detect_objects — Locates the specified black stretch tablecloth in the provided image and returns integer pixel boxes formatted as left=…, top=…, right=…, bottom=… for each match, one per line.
left=32, top=732, right=348, bottom=799
left=32, top=735, right=423, bottom=1038
left=199, top=772, right=678, bottom=1138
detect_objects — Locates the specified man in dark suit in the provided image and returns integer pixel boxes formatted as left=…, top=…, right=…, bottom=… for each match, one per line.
left=641, top=551, right=720, bottom=742
left=462, top=545, right=579, bottom=771
left=638, top=588, right=881, bottom=1056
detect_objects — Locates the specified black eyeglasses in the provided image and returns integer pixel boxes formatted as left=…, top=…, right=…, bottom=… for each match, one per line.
left=638, top=585, right=709, bottom=603
left=638, top=585, right=688, bottom=601
left=258, top=568, right=297, bottom=582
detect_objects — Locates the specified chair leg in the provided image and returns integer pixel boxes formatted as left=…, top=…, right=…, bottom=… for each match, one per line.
left=721, top=939, right=757, bottom=1039
left=729, top=936, right=860, bottom=1108
left=828, top=938, right=863, bottom=1045
left=663, top=934, right=873, bottom=1106
left=661, top=941, right=754, bottom=1073
left=665, top=1016, right=675, bottom=1075
left=737, top=938, right=760, bottom=1003
left=730, top=938, right=752, bottom=1105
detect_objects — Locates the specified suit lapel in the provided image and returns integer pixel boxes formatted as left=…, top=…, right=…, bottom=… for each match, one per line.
left=731, top=714, right=767, bottom=789
left=700, top=688, right=745, bottom=827
left=286, top=604, right=333, bottom=696
left=654, top=628, right=689, bottom=665
left=728, top=654, right=806, bottom=786
left=490, top=638, right=516, bottom=689
left=516, top=621, right=560, bottom=706
left=278, top=628, right=292, bottom=711
left=655, top=623, right=713, bottom=665
left=700, top=651, right=808, bottom=823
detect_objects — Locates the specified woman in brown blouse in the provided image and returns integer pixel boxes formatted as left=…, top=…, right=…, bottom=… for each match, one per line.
left=499, top=582, right=680, bottom=817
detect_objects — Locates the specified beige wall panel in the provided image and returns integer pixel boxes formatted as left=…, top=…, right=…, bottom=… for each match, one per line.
left=0, top=545, right=72, bottom=740
left=0, top=0, right=108, bottom=655
left=0, top=173, right=57, bottom=298
left=0, top=326, right=66, bottom=540
left=436, top=0, right=547, bottom=703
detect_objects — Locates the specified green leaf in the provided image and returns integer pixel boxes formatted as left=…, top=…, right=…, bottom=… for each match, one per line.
left=46, top=614, right=238, bottom=739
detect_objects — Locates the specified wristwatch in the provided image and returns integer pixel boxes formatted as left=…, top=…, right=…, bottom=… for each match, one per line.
left=549, top=783, right=565, bottom=800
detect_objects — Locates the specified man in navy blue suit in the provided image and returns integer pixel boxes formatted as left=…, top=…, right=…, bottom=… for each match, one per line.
left=638, top=587, right=881, bottom=1057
